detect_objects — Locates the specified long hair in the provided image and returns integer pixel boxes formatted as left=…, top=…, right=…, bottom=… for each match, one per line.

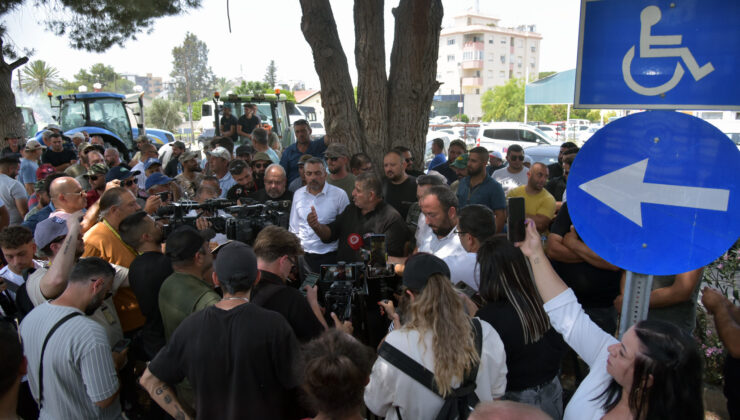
left=476, top=237, right=550, bottom=344
left=597, top=319, right=703, bottom=419
left=403, top=273, right=480, bottom=397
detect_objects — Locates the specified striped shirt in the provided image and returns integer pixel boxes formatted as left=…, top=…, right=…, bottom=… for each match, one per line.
left=19, top=302, right=122, bottom=420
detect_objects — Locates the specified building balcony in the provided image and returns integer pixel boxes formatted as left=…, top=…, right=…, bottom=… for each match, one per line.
left=462, top=77, right=483, bottom=87
left=461, top=60, right=483, bottom=69
left=463, top=41, right=484, bottom=50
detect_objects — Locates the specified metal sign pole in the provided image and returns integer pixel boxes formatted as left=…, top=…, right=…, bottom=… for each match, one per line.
left=618, top=271, right=654, bottom=338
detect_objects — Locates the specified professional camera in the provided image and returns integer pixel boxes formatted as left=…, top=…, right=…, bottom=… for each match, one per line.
left=156, top=199, right=236, bottom=239
left=318, top=262, right=368, bottom=323
left=221, top=199, right=291, bottom=244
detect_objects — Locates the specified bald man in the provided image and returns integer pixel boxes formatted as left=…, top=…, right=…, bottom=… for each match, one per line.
left=49, top=176, right=120, bottom=233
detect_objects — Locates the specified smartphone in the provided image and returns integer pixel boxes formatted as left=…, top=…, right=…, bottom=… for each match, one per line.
left=112, top=338, right=131, bottom=353
left=300, top=273, right=320, bottom=296
left=507, top=197, right=526, bottom=243
left=157, top=191, right=170, bottom=202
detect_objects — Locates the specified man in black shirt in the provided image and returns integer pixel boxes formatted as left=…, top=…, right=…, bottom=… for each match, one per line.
left=248, top=163, right=293, bottom=204
left=309, top=172, right=408, bottom=262
left=394, top=146, right=424, bottom=177
left=119, top=211, right=170, bottom=360
left=251, top=226, right=326, bottom=342
left=547, top=142, right=578, bottom=180
left=382, top=150, right=417, bottom=220
left=41, top=131, right=77, bottom=172
left=225, top=159, right=257, bottom=202
left=219, top=106, right=238, bottom=143
left=141, top=241, right=303, bottom=420
left=237, top=103, right=261, bottom=144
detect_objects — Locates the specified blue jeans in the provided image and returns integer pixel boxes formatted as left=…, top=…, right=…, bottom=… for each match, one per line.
left=503, top=376, right=563, bottom=420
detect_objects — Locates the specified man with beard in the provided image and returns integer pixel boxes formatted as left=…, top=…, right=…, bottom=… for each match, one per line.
left=0, top=152, right=28, bottom=224
left=84, top=163, right=109, bottom=208
left=104, top=147, right=129, bottom=170
left=20, top=258, right=123, bottom=419
left=325, top=143, right=355, bottom=199
left=456, top=146, right=506, bottom=233
left=173, top=150, right=203, bottom=199
left=416, top=185, right=478, bottom=289
left=207, top=146, right=235, bottom=199
left=382, top=150, right=417, bottom=220
left=250, top=151, right=272, bottom=190
left=249, top=163, right=293, bottom=203
left=163, top=141, right=186, bottom=177
left=119, top=211, right=170, bottom=360
left=225, top=159, right=257, bottom=202
left=280, top=119, right=327, bottom=183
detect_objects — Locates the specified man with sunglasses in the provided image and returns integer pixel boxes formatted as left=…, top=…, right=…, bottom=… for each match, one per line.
left=492, top=144, right=529, bottom=195
left=84, top=163, right=109, bottom=208
left=251, top=151, right=273, bottom=190
left=394, top=146, right=424, bottom=178
left=325, top=143, right=355, bottom=200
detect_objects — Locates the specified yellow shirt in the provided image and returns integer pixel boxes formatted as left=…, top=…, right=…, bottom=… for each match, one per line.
left=507, top=186, right=556, bottom=232
left=83, top=221, right=146, bottom=332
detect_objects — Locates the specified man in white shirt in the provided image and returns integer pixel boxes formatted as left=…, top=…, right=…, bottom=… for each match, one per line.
left=416, top=185, right=478, bottom=290
left=491, top=144, right=529, bottom=195
left=131, top=143, right=159, bottom=192
left=0, top=153, right=28, bottom=225
left=0, top=225, right=43, bottom=300
left=291, top=157, right=349, bottom=272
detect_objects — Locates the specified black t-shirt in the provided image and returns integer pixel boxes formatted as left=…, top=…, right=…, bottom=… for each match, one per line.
left=42, top=149, right=77, bottom=167
left=250, top=270, right=324, bottom=343
left=128, top=251, right=172, bottom=359
left=547, top=162, right=563, bottom=180
left=545, top=176, right=567, bottom=202
left=433, top=162, right=458, bottom=185
left=383, top=176, right=417, bottom=220
left=327, top=201, right=408, bottom=262
left=237, top=114, right=261, bottom=137
left=220, top=114, right=239, bottom=141
left=248, top=188, right=293, bottom=204
left=549, top=202, right=621, bottom=308
left=148, top=303, right=303, bottom=420
left=476, top=301, right=566, bottom=391
left=164, top=158, right=180, bottom=178
left=725, top=355, right=740, bottom=418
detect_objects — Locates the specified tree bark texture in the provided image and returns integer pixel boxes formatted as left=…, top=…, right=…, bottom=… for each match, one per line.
left=387, top=0, right=443, bottom=172
left=354, top=0, right=388, bottom=169
left=0, top=38, right=28, bottom=148
left=300, top=0, right=365, bottom=153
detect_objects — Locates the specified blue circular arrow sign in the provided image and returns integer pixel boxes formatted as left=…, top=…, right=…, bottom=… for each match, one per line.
left=568, top=111, right=740, bottom=275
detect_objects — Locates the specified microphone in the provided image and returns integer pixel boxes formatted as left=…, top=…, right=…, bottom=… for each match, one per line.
left=347, top=233, right=363, bottom=251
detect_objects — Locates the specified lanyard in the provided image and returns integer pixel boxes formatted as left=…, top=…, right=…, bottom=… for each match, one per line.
left=102, top=219, right=139, bottom=257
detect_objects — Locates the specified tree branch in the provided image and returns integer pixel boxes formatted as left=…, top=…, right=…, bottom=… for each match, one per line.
left=9, top=56, right=28, bottom=71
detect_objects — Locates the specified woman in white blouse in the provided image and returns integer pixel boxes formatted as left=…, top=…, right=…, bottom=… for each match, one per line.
left=517, top=220, right=703, bottom=420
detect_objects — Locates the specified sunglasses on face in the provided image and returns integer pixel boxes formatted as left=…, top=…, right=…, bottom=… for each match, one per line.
left=328, top=156, right=341, bottom=161
left=123, top=179, right=135, bottom=187
left=253, top=163, right=268, bottom=169
left=405, top=157, right=415, bottom=163
left=510, top=155, right=525, bottom=161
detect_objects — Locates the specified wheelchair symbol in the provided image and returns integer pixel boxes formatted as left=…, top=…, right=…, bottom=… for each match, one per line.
left=622, top=5, right=714, bottom=96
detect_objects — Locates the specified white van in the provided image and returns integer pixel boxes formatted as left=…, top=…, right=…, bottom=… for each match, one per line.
left=475, top=122, right=558, bottom=155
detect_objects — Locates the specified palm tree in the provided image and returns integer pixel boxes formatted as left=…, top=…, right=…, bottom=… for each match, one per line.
left=21, top=60, right=60, bottom=94
left=214, top=77, right=235, bottom=95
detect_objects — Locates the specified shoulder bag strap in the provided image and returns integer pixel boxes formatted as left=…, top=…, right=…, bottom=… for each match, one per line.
left=38, top=312, right=82, bottom=408
left=378, top=341, right=442, bottom=396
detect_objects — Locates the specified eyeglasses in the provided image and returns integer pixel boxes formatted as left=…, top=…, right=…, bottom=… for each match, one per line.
left=510, top=155, right=525, bottom=161
left=123, top=179, right=135, bottom=187
left=454, top=227, right=467, bottom=236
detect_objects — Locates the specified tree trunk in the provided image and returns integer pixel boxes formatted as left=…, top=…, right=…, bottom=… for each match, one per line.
left=299, top=0, right=364, bottom=153
left=354, top=0, right=388, bottom=168
left=0, top=39, right=29, bottom=148
left=387, top=0, right=443, bottom=172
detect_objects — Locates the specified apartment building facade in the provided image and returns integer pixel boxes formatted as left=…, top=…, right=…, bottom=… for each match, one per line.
left=436, top=13, right=543, bottom=120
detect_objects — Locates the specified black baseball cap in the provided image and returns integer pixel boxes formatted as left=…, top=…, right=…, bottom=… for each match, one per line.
left=214, top=241, right=259, bottom=289
left=165, top=226, right=208, bottom=262
left=402, top=253, right=450, bottom=290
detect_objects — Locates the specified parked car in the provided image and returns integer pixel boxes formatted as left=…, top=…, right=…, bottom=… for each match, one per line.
left=310, top=121, right=326, bottom=139
left=523, top=145, right=561, bottom=166
left=430, top=115, right=452, bottom=125
left=474, top=122, right=559, bottom=156
left=536, top=124, right=564, bottom=141
left=577, top=126, right=601, bottom=145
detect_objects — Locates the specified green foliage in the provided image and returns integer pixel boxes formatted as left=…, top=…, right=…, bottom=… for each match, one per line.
left=58, top=63, right=133, bottom=93
left=481, top=78, right=525, bottom=122
left=458, top=114, right=469, bottom=123
left=170, top=32, right=215, bottom=104
left=146, top=99, right=183, bottom=132
left=264, top=60, right=277, bottom=88
left=181, top=97, right=209, bottom=121
left=537, top=71, right=557, bottom=79
left=234, top=80, right=272, bottom=95
left=21, top=60, right=59, bottom=94
left=213, top=77, right=234, bottom=95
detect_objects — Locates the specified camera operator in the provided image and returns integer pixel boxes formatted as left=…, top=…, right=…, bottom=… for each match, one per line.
left=225, top=159, right=256, bottom=202
left=145, top=172, right=182, bottom=208
left=308, top=172, right=408, bottom=263
left=251, top=226, right=328, bottom=342
left=249, top=163, right=293, bottom=203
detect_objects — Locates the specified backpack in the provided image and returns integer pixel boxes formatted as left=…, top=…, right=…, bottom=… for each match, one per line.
left=377, top=318, right=483, bottom=420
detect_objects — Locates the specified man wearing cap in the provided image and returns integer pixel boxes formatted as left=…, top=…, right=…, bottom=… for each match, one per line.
left=145, top=172, right=177, bottom=208
left=433, top=139, right=467, bottom=185
left=279, top=119, right=327, bottom=184
left=208, top=146, right=235, bottom=199
left=325, top=143, right=355, bottom=200
left=237, top=103, right=261, bottom=143
left=83, top=187, right=146, bottom=333
left=131, top=143, right=159, bottom=192
left=143, top=157, right=162, bottom=180
left=235, top=144, right=254, bottom=163
left=288, top=154, right=311, bottom=193
left=71, top=146, right=105, bottom=191
left=163, top=141, right=186, bottom=177
left=19, top=140, right=45, bottom=196
left=448, top=153, right=468, bottom=194
left=219, top=106, right=239, bottom=143
left=492, top=144, right=529, bottom=195
left=251, top=151, right=272, bottom=190
left=41, top=131, right=77, bottom=172
left=1, top=134, right=21, bottom=155
left=174, top=150, right=203, bottom=199
left=225, top=159, right=256, bottom=202
left=249, top=164, right=293, bottom=203
left=290, top=157, right=349, bottom=272
left=84, top=163, right=109, bottom=208
left=0, top=153, right=28, bottom=224
left=141, top=241, right=304, bottom=420
left=487, top=151, right=505, bottom=176
left=70, top=132, right=86, bottom=150
left=456, top=146, right=506, bottom=234
left=251, top=127, right=279, bottom=163
left=23, top=180, right=50, bottom=222
left=308, top=171, right=408, bottom=263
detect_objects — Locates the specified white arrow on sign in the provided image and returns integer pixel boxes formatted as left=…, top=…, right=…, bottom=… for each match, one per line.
left=578, top=158, right=730, bottom=227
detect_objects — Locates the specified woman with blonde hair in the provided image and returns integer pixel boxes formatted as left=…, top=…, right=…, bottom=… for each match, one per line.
left=364, top=253, right=507, bottom=419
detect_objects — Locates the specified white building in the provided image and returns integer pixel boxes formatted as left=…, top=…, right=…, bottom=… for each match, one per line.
left=436, top=13, right=542, bottom=120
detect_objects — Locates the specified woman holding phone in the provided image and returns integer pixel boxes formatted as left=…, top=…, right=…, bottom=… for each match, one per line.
left=517, top=219, right=703, bottom=419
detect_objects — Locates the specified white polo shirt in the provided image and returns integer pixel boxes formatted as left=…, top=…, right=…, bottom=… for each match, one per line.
left=289, top=182, right=349, bottom=255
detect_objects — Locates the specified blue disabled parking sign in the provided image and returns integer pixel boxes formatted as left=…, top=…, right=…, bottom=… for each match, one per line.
left=567, top=111, right=740, bottom=275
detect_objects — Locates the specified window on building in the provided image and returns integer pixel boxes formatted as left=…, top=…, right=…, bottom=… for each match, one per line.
left=475, top=88, right=480, bottom=94
left=447, top=38, right=455, bottom=45
left=475, top=70, right=480, bottom=77
left=499, top=70, right=506, bottom=78
left=501, top=38, right=507, bottom=44
left=510, top=37, right=514, bottom=46
left=489, top=39, right=493, bottom=44
left=500, top=55, right=506, bottom=64
left=531, top=45, right=536, bottom=53
left=447, top=55, right=455, bottom=62
left=463, top=51, right=473, bottom=60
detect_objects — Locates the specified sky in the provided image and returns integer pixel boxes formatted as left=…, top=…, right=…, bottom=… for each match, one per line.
left=2, top=0, right=581, bottom=89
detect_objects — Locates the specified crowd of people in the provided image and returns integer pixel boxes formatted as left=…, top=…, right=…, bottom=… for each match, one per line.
left=0, top=118, right=735, bottom=420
